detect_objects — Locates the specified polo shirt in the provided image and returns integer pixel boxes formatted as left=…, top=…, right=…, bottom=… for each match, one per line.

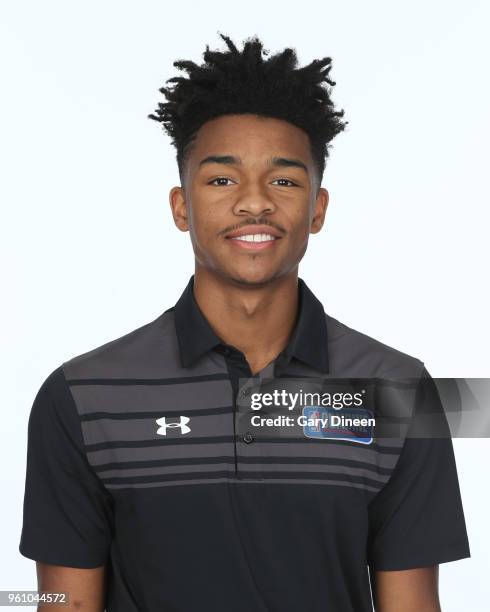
left=19, top=276, right=471, bottom=611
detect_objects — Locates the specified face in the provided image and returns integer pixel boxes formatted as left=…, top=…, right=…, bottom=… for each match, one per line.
left=169, top=114, right=329, bottom=287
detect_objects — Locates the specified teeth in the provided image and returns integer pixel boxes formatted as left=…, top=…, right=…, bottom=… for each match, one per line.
left=231, top=233, right=277, bottom=243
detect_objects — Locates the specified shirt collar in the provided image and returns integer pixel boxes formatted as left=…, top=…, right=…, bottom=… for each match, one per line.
left=172, top=275, right=329, bottom=373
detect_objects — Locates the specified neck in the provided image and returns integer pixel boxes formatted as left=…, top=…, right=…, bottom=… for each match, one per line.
left=193, top=266, right=299, bottom=374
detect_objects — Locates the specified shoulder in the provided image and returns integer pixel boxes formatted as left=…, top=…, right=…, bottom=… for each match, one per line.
left=325, top=313, right=425, bottom=378
left=62, top=310, right=177, bottom=380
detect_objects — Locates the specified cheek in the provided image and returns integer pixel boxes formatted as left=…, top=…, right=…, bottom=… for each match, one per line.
left=188, top=206, right=225, bottom=251
left=285, top=205, right=312, bottom=239
left=189, top=202, right=210, bottom=233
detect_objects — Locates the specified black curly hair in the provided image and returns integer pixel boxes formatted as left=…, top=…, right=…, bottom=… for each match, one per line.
left=148, top=32, right=348, bottom=188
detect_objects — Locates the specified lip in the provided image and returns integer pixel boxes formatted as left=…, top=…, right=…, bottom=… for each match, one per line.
left=224, top=224, right=283, bottom=251
left=224, top=224, right=283, bottom=240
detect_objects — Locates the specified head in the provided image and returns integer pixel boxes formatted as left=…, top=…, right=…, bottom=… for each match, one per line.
left=148, top=33, right=348, bottom=287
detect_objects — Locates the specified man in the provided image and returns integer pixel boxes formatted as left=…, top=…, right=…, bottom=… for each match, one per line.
left=19, top=33, right=470, bottom=611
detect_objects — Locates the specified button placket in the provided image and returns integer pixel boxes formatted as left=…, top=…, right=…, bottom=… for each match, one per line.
left=236, top=376, right=264, bottom=480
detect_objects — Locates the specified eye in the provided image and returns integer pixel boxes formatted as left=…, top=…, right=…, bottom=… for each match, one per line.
left=272, top=178, right=298, bottom=187
left=208, top=177, right=235, bottom=186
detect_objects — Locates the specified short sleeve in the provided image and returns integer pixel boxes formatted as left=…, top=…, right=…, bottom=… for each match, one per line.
left=19, top=366, right=114, bottom=568
left=367, top=366, right=471, bottom=571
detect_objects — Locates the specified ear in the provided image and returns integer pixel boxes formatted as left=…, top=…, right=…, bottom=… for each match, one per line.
left=169, top=186, right=189, bottom=232
left=310, top=187, right=329, bottom=234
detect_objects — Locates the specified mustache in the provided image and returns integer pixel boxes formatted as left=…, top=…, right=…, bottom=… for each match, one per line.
left=218, top=218, right=287, bottom=237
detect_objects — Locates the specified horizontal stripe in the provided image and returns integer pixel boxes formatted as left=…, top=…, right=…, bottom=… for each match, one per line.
left=258, top=437, right=403, bottom=453
left=70, top=379, right=232, bottom=416
left=84, top=435, right=403, bottom=453
left=101, top=469, right=384, bottom=489
left=78, top=407, right=411, bottom=425
left=244, top=442, right=399, bottom=466
left=82, top=414, right=234, bottom=445
left=277, top=374, right=420, bottom=389
left=105, top=476, right=233, bottom=489
left=66, top=373, right=230, bottom=386
left=97, top=462, right=391, bottom=484
left=103, top=477, right=382, bottom=494
left=85, top=435, right=237, bottom=452
left=80, top=405, right=234, bottom=422
left=105, top=477, right=381, bottom=493
left=93, top=454, right=393, bottom=476
left=87, top=442, right=236, bottom=464
left=87, top=440, right=399, bottom=473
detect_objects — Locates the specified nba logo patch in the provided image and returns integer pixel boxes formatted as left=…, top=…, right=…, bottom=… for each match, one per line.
left=302, top=406, right=375, bottom=445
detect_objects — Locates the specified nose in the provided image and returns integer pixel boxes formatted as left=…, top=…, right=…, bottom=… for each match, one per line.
left=232, top=183, right=277, bottom=217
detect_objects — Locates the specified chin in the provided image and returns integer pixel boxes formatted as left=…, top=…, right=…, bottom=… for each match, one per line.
left=223, top=266, right=284, bottom=288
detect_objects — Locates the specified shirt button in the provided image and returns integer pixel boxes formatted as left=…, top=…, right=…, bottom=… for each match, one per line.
left=242, top=432, right=254, bottom=444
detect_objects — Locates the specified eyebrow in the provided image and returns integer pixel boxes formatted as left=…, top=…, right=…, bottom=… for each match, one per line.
left=198, top=155, right=308, bottom=173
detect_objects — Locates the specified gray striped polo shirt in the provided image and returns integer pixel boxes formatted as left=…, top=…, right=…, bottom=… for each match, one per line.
left=19, top=276, right=470, bottom=611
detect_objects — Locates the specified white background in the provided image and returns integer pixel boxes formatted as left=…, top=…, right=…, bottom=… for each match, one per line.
left=1, top=1, right=489, bottom=609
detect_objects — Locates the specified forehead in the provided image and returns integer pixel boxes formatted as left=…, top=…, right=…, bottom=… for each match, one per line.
left=186, top=114, right=314, bottom=171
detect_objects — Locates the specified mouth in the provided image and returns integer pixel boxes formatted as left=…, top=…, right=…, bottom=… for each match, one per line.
left=224, top=225, right=283, bottom=251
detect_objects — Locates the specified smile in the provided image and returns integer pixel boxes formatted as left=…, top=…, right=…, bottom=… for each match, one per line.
left=224, top=224, right=283, bottom=251
left=230, top=234, right=277, bottom=243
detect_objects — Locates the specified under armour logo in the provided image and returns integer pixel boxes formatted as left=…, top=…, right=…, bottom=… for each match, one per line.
left=156, top=416, right=191, bottom=436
